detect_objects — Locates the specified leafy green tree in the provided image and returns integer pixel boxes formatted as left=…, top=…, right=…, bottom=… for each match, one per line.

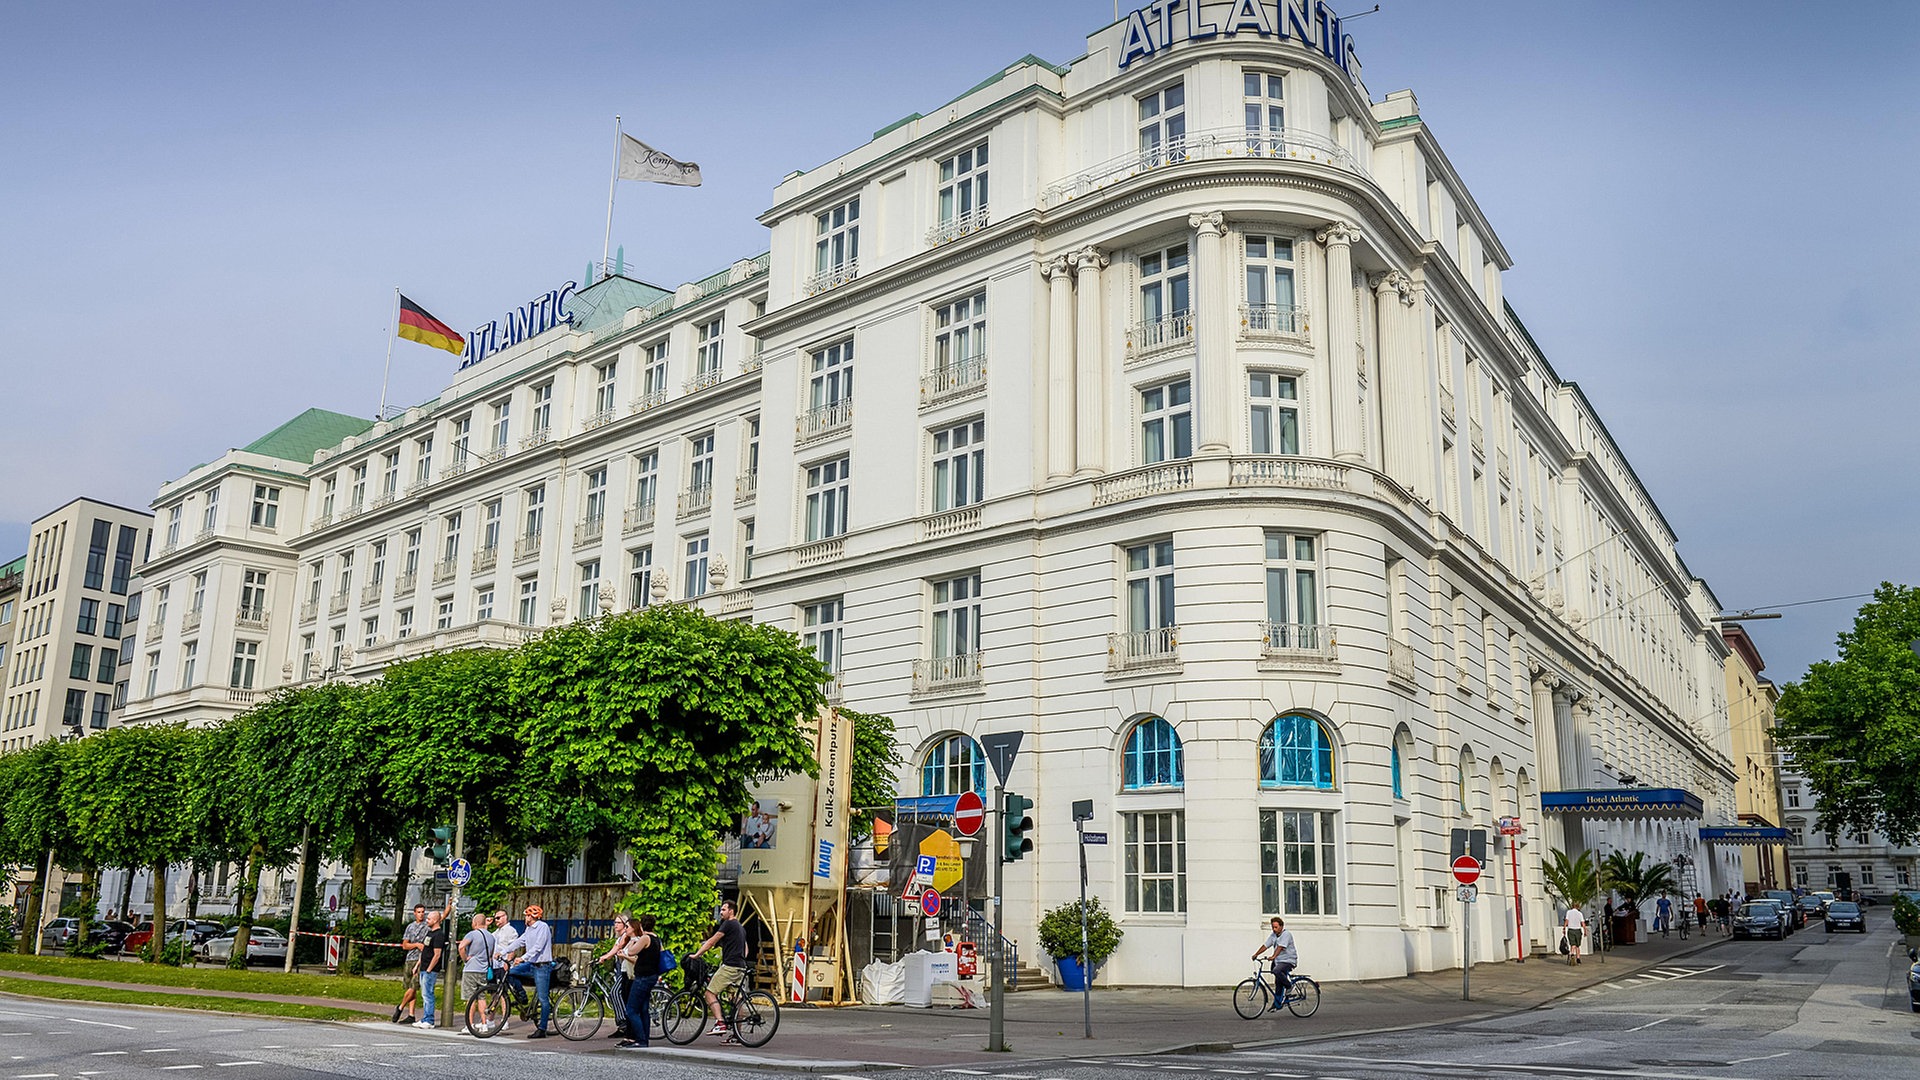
left=1541, top=848, right=1600, bottom=910
left=1600, top=851, right=1675, bottom=918
left=193, top=710, right=302, bottom=966
left=59, top=725, right=200, bottom=960
left=843, top=707, right=904, bottom=838
left=1774, top=583, right=1920, bottom=844
left=1, top=739, right=83, bottom=953
left=512, top=606, right=824, bottom=950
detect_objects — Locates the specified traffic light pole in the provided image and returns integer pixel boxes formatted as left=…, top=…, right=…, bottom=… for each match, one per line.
left=988, top=783, right=1006, bottom=1053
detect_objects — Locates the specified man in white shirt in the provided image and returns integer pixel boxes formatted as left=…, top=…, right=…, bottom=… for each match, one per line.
left=1563, top=905, right=1587, bottom=965
left=490, top=908, right=519, bottom=970
left=1252, top=916, right=1297, bottom=1010
left=504, top=904, right=556, bottom=1037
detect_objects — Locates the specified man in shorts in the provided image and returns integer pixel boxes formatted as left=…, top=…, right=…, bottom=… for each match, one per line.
left=1563, top=905, right=1587, bottom=965
left=458, top=912, right=495, bottom=1034
left=394, top=903, right=430, bottom=1024
left=687, top=899, right=748, bottom=1037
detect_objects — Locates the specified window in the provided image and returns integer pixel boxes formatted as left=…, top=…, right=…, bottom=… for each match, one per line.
left=475, top=588, right=494, bottom=622
left=361, top=617, right=378, bottom=648
left=932, top=572, right=981, bottom=659
left=695, top=316, right=724, bottom=378
left=190, top=571, right=207, bottom=614
left=1786, top=787, right=1801, bottom=808
left=76, top=598, right=99, bottom=635
left=1259, top=714, right=1336, bottom=789
left=740, top=519, right=755, bottom=580
left=441, top=512, right=462, bottom=562
left=490, top=399, right=511, bottom=449
left=577, top=560, right=601, bottom=618
left=1124, top=811, right=1186, bottom=913
left=593, top=361, right=618, bottom=416
left=482, top=500, right=502, bottom=553
left=531, top=382, right=553, bottom=433
left=93, top=646, right=115, bottom=683
left=809, top=339, right=855, bottom=410
left=1826, top=864, right=1840, bottom=886
left=937, top=142, right=988, bottom=226
left=804, top=457, right=851, bottom=541
left=113, top=680, right=128, bottom=708
left=1794, top=864, right=1808, bottom=887
left=741, top=417, right=760, bottom=484
left=920, top=733, right=985, bottom=796
left=165, top=506, right=182, bottom=547
left=802, top=598, right=842, bottom=674
left=328, top=626, right=345, bottom=670
left=298, top=634, right=314, bottom=681
left=1391, top=744, right=1403, bottom=799
left=435, top=596, right=455, bottom=630
left=180, top=641, right=198, bottom=687
left=251, top=484, right=281, bottom=528
left=1140, top=379, right=1192, bottom=463
left=1263, top=532, right=1319, bottom=641
left=70, top=644, right=92, bottom=679
left=319, top=476, right=338, bottom=518
left=642, top=342, right=670, bottom=398
left=631, top=450, right=659, bottom=513
left=1248, top=373, right=1300, bottom=453
left=403, top=529, right=422, bottom=577
left=1261, top=809, right=1338, bottom=916
left=382, top=451, right=400, bottom=497
left=451, top=415, right=471, bottom=466
left=348, top=464, right=367, bottom=509
left=687, top=434, right=715, bottom=497
left=1861, top=864, right=1875, bottom=886
left=683, top=535, right=710, bottom=599
left=89, top=692, right=110, bottom=730
left=144, top=652, right=160, bottom=697
left=85, top=520, right=110, bottom=589
left=201, top=486, right=220, bottom=533
left=414, top=435, right=434, bottom=484
left=1125, top=540, right=1175, bottom=632
left=931, top=419, right=985, bottom=511
left=1123, top=717, right=1183, bottom=790
left=585, top=467, right=609, bottom=524
left=932, top=289, right=987, bottom=380
left=523, top=486, right=546, bottom=540
left=1787, top=823, right=1804, bottom=846
left=103, top=603, right=124, bottom=639
left=627, top=547, right=653, bottom=608
left=1137, top=82, right=1186, bottom=166
left=62, top=688, right=87, bottom=727
left=335, top=550, right=354, bottom=596
left=112, top=527, right=137, bottom=594
left=396, top=608, right=414, bottom=639
left=1138, top=243, right=1191, bottom=343
left=239, top=569, right=268, bottom=618
left=1243, top=70, right=1285, bottom=146
left=814, top=197, right=860, bottom=274
left=229, top=640, right=258, bottom=689
left=306, top=563, right=322, bottom=607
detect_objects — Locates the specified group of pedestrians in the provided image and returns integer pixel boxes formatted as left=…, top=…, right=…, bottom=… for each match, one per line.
left=589, top=912, right=664, bottom=1049
left=390, top=900, right=557, bottom=1036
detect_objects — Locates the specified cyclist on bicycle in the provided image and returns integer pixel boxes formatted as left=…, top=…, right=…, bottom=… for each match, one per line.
left=1252, top=917, right=1296, bottom=1010
left=687, top=899, right=749, bottom=1038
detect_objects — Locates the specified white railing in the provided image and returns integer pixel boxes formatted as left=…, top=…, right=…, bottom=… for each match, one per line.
left=394, top=571, right=417, bottom=597
left=193, top=527, right=214, bottom=545
left=1240, top=303, right=1309, bottom=337
left=372, top=491, right=397, bottom=509
left=583, top=409, right=616, bottom=432
left=735, top=472, right=759, bottom=504
left=913, top=652, right=983, bottom=694
left=920, top=354, right=987, bottom=405
left=1126, top=310, right=1194, bottom=358
left=821, top=674, right=845, bottom=704
left=1040, top=127, right=1370, bottom=209
left=144, top=622, right=163, bottom=643
left=329, top=590, right=351, bottom=614
left=624, top=501, right=655, bottom=534
left=520, top=427, right=552, bottom=450
left=227, top=688, right=257, bottom=705
left=575, top=515, right=605, bottom=546
left=1260, top=621, right=1336, bottom=660
left=1439, top=384, right=1456, bottom=421
left=925, top=206, right=991, bottom=247
left=804, top=259, right=859, bottom=296
left=407, top=478, right=431, bottom=496
left=741, top=349, right=765, bottom=374
left=1470, top=417, right=1485, bottom=450
left=340, top=501, right=363, bottom=521
left=1389, top=639, right=1417, bottom=684
left=796, top=398, right=853, bottom=442
left=921, top=506, right=980, bottom=540
left=235, top=606, right=269, bottom=632
left=440, top=459, right=468, bottom=481
left=299, top=601, right=319, bottom=624
left=1497, top=450, right=1512, bottom=483
left=630, top=389, right=668, bottom=415
left=482, top=445, right=508, bottom=464
left=182, top=609, right=203, bottom=633
left=309, top=513, right=332, bottom=531
left=683, top=368, right=723, bottom=395
left=514, top=534, right=541, bottom=561
left=361, top=582, right=384, bottom=605
left=433, top=558, right=458, bottom=585
left=1107, top=627, right=1180, bottom=673
left=1230, top=456, right=1350, bottom=491
left=795, top=538, right=843, bottom=566
left=1092, top=461, right=1193, bottom=506
left=473, top=545, right=498, bottom=572
left=678, top=484, right=713, bottom=517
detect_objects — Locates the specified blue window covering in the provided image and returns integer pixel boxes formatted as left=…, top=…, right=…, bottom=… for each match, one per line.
left=1123, top=717, right=1183, bottom=790
left=1258, top=714, right=1334, bottom=789
left=1391, top=744, right=1403, bottom=799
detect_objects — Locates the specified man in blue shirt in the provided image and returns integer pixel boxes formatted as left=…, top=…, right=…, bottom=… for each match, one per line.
left=504, top=903, right=556, bottom=1038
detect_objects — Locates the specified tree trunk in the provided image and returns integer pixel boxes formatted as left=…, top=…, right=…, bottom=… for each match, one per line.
left=19, top=850, right=52, bottom=955
left=390, top=846, right=412, bottom=929
left=75, top=863, right=98, bottom=948
left=231, top=844, right=263, bottom=970
left=186, top=859, right=201, bottom=919
left=118, top=867, right=136, bottom=924
left=345, top=830, right=370, bottom=974
left=149, top=861, right=168, bottom=963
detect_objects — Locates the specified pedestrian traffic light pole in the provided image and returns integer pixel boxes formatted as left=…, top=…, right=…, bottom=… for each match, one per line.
left=441, top=800, right=465, bottom=1031
left=989, top=783, right=1006, bottom=1054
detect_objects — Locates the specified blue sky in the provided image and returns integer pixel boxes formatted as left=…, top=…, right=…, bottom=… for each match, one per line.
left=3, top=1, right=1916, bottom=684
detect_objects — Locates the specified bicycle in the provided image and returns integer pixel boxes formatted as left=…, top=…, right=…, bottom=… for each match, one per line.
left=568, top=958, right=679, bottom=1042
left=1232, top=965, right=1320, bottom=1019
left=464, top=963, right=595, bottom=1040
left=660, top=965, right=781, bottom=1048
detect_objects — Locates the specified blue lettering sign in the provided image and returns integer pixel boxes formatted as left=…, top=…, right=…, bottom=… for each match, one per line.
left=815, top=839, right=835, bottom=879
left=460, top=280, right=579, bottom=370
left=1117, top=1, right=1354, bottom=75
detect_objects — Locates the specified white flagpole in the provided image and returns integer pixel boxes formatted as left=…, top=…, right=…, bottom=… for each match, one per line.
left=377, top=286, right=398, bottom=419
left=601, top=115, right=623, bottom=281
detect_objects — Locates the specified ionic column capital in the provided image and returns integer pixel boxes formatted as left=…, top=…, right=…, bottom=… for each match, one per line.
left=1071, top=246, right=1109, bottom=274
left=1042, top=255, right=1075, bottom=281
left=1187, top=210, right=1225, bottom=236
left=1373, top=270, right=1415, bottom=306
left=1315, top=220, right=1362, bottom=248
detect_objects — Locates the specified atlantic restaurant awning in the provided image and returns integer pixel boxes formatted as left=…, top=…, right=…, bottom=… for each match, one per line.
left=1540, top=788, right=1705, bottom=819
left=1699, top=826, right=1791, bottom=846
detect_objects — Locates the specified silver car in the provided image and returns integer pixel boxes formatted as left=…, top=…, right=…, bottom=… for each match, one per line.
left=201, top=926, right=290, bottom=965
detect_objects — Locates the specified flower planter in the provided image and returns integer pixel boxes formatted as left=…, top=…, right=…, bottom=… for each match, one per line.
left=1056, top=955, right=1099, bottom=991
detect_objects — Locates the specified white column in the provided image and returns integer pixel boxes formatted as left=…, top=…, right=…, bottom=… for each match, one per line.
left=1072, top=246, right=1110, bottom=476
left=1316, top=222, right=1364, bottom=463
left=1374, top=270, right=1428, bottom=491
left=1043, top=256, right=1076, bottom=480
left=1190, top=212, right=1232, bottom=456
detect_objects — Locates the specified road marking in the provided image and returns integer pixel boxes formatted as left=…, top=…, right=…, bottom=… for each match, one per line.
left=259, top=1045, right=284, bottom=1049
left=15, top=1074, right=59, bottom=1078
left=215, top=1063, right=265, bottom=1068
left=1625, top=1017, right=1674, bottom=1032
left=1285, top=1052, right=1765, bottom=1080
left=457, top=1052, right=491, bottom=1057
left=142, top=1048, right=183, bottom=1053
left=324, top=1043, right=361, bottom=1048
left=1728, top=1052, right=1791, bottom=1064
left=160, top=1067, right=205, bottom=1072
left=89, top=1051, right=128, bottom=1056
left=410, top=1054, right=451, bottom=1059
left=66, top=1017, right=135, bottom=1029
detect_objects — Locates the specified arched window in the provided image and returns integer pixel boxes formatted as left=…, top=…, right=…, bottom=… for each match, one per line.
left=920, top=733, right=985, bottom=796
left=1456, top=746, right=1474, bottom=813
left=1258, top=714, right=1334, bottom=789
left=1391, top=725, right=1413, bottom=800
left=1391, top=744, right=1403, bottom=799
left=1123, top=717, right=1184, bottom=790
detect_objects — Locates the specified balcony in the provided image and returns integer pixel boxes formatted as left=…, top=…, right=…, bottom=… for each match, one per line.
left=1239, top=303, right=1309, bottom=339
left=372, top=491, right=397, bottom=510
left=194, top=527, right=214, bottom=545
left=481, top=444, right=508, bottom=464
left=678, top=484, right=713, bottom=518
left=514, top=533, right=541, bottom=561
left=1230, top=456, right=1350, bottom=491
left=407, top=478, right=431, bottom=496
left=340, top=501, right=364, bottom=521
left=1258, top=621, right=1338, bottom=670
left=440, top=458, right=468, bottom=481
left=1092, top=461, right=1193, bottom=507
left=309, top=512, right=332, bottom=531
left=575, top=515, right=605, bottom=547
left=795, top=538, right=843, bottom=566
left=329, top=591, right=350, bottom=615
left=683, top=368, right=723, bottom=396
left=740, top=349, right=765, bottom=374
left=1125, top=310, right=1194, bottom=361
left=920, top=506, right=980, bottom=540
left=235, top=605, right=270, bottom=632
left=299, top=601, right=319, bottom=624
left=583, top=408, right=616, bottom=432
left=804, top=259, right=858, bottom=297
left=630, top=389, right=668, bottom=416
left=821, top=673, right=844, bottom=704
left=925, top=206, right=991, bottom=247
left=1107, top=627, right=1180, bottom=674
left=1470, top=417, right=1485, bottom=452
left=520, top=427, right=552, bottom=450
left=1039, top=126, right=1369, bottom=210
left=182, top=609, right=203, bottom=634
left=920, top=354, right=987, bottom=406
left=473, top=545, right=498, bottom=573
left=227, top=688, right=257, bottom=706
left=144, top=621, right=163, bottom=643
left=394, top=571, right=417, bottom=598
left=1439, top=384, right=1456, bottom=424
left=623, top=501, right=656, bottom=535
left=1389, top=639, right=1418, bottom=686
left=433, top=557, right=458, bottom=585
left=735, top=472, right=758, bottom=505
left=361, top=582, right=384, bottom=605
left=912, top=652, right=983, bottom=695
left=796, top=398, right=852, bottom=443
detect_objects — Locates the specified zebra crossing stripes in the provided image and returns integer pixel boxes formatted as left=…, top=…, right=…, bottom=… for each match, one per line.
left=1568, top=964, right=1723, bottom=997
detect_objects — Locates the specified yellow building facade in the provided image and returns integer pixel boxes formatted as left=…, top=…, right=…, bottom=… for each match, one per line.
left=1723, top=625, right=1787, bottom=891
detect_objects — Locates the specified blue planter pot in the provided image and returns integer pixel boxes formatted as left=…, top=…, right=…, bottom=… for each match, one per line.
left=1056, top=956, right=1098, bottom=990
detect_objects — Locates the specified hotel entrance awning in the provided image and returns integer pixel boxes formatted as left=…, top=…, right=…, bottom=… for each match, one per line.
left=1540, top=788, right=1705, bottom=819
left=1699, top=826, right=1791, bottom=846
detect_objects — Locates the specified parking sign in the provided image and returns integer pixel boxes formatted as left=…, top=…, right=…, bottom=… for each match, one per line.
left=915, top=853, right=937, bottom=885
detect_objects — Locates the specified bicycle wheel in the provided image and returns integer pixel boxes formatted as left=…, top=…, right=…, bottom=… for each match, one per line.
left=661, top=989, right=707, bottom=1045
left=1232, top=977, right=1269, bottom=1019
left=465, top=988, right=508, bottom=1038
left=1287, top=977, right=1320, bottom=1018
left=648, top=982, right=675, bottom=1042
left=555, top=986, right=603, bottom=1041
left=729, top=989, right=781, bottom=1048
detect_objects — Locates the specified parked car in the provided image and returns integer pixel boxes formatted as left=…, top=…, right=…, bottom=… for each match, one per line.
left=1908, top=947, right=1920, bottom=1013
left=1815, top=890, right=1838, bottom=906
left=1733, top=901, right=1788, bottom=940
left=201, top=926, right=289, bottom=965
left=40, top=917, right=84, bottom=949
left=1797, top=895, right=1828, bottom=921
left=1763, top=890, right=1804, bottom=931
left=1824, top=900, right=1866, bottom=933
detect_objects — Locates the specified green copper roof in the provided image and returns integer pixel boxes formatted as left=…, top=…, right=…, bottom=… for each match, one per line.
left=1378, top=114, right=1422, bottom=131
left=240, top=408, right=375, bottom=464
left=1, top=555, right=24, bottom=578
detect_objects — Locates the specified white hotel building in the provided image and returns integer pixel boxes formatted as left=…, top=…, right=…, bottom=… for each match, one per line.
left=126, top=5, right=1748, bottom=983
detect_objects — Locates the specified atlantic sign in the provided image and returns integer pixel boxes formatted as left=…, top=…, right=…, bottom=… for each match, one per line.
left=1116, top=0, right=1358, bottom=76
left=460, top=280, right=578, bottom=370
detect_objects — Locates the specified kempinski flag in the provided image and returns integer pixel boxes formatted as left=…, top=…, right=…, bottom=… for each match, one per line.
left=396, top=295, right=464, bottom=356
left=618, top=133, right=702, bottom=186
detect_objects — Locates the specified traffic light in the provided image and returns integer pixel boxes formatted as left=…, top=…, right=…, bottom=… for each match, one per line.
left=428, top=826, right=453, bottom=864
left=1001, top=792, right=1034, bottom=863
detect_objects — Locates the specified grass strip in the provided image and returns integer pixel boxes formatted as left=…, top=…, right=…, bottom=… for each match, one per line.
left=0, top=954, right=399, bottom=1006
left=0, top=976, right=369, bottom=1022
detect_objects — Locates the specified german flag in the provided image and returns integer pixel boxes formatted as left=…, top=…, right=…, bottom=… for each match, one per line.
left=397, top=295, right=464, bottom=356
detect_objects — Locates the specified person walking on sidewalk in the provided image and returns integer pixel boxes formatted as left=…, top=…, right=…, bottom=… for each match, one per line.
left=1693, top=894, right=1709, bottom=934
left=1563, top=905, right=1587, bottom=965
left=1655, top=894, right=1673, bottom=938
left=416, top=908, right=450, bottom=1029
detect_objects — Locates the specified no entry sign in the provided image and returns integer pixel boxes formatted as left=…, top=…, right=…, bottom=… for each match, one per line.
left=1451, top=855, right=1482, bottom=885
left=954, top=790, right=985, bottom=836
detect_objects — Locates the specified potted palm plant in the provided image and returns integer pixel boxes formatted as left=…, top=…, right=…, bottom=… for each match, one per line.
left=1037, top=897, right=1123, bottom=990
left=1542, top=848, right=1601, bottom=954
left=1600, top=851, right=1676, bottom=946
